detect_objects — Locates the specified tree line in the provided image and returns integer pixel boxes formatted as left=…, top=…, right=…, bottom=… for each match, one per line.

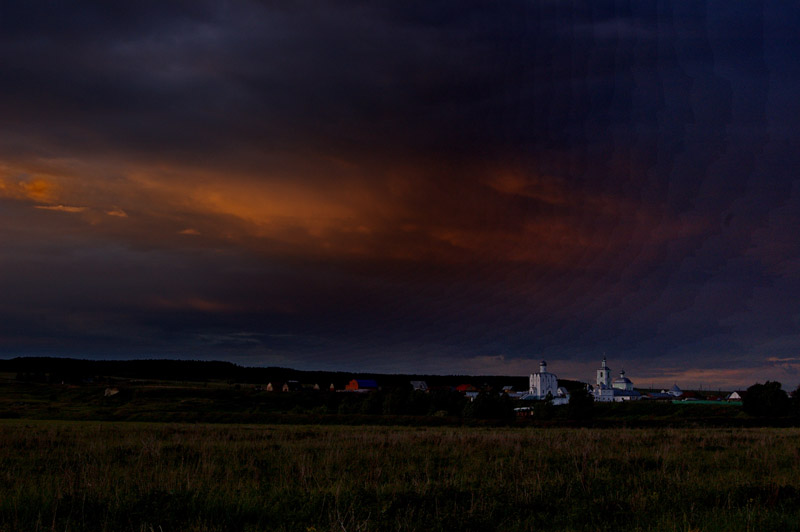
left=742, top=381, right=800, bottom=418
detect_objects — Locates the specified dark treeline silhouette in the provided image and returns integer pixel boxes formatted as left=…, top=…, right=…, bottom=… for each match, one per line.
left=0, top=357, right=533, bottom=391
left=742, top=381, right=799, bottom=418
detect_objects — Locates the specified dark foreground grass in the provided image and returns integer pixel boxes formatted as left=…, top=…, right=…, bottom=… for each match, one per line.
left=1, top=421, right=799, bottom=531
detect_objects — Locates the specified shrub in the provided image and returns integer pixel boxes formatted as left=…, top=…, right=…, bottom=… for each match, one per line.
left=743, top=381, right=790, bottom=417
left=567, top=386, right=594, bottom=420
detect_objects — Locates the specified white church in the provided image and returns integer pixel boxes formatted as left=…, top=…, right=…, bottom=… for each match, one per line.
left=527, top=361, right=570, bottom=405
left=589, top=357, right=641, bottom=402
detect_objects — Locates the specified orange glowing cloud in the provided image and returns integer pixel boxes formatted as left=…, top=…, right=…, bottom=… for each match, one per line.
left=486, top=172, right=569, bottom=205
left=0, top=175, right=58, bottom=203
left=1, top=158, right=140, bottom=216
left=0, top=152, right=711, bottom=280
left=21, top=179, right=56, bottom=202
left=118, top=164, right=400, bottom=256
left=105, top=208, right=128, bottom=218
left=128, top=168, right=359, bottom=228
left=34, top=204, right=87, bottom=213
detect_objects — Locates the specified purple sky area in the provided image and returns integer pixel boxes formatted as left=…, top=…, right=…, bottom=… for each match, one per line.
left=2, top=1, right=800, bottom=389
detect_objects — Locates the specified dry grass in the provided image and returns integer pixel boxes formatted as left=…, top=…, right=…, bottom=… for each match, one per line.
left=1, top=421, right=798, bottom=531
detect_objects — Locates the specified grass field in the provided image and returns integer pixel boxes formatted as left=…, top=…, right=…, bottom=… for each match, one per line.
left=1, top=420, right=799, bottom=531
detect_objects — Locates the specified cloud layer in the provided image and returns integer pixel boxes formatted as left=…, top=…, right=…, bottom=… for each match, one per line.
left=1, top=1, right=800, bottom=388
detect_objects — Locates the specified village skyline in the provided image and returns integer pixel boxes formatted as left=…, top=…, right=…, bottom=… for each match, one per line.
left=0, top=353, right=788, bottom=392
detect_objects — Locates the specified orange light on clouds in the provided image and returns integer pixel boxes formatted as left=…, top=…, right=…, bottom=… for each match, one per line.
left=33, top=204, right=87, bottom=213
left=1, top=153, right=714, bottom=276
left=0, top=176, right=58, bottom=203
left=486, top=172, right=569, bottom=206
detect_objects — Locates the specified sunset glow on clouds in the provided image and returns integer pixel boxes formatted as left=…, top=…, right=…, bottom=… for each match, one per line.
left=2, top=1, right=800, bottom=388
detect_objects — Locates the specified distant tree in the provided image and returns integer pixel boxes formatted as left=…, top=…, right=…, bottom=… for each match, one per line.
left=360, top=390, right=384, bottom=415
left=495, top=393, right=514, bottom=419
left=337, top=394, right=362, bottom=415
left=791, top=385, right=800, bottom=418
left=428, top=390, right=467, bottom=417
left=534, top=398, right=555, bottom=420
left=382, top=385, right=412, bottom=415
left=557, top=379, right=588, bottom=393
left=464, top=392, right=514, bottom=420
left=407, top=390, right=431, bottom=416
left=567, top=386, right=594, bottom=420
left=742, top=381, right=790, bottom=417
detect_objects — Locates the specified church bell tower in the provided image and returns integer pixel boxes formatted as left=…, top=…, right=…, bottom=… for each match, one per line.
left=596, top=356, right=611, bottom=387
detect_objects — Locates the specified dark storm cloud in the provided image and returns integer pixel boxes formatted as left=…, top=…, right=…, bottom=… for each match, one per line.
left=2, top=1, right=800, bottom=387
left=0, top=1, right=671, bottom=165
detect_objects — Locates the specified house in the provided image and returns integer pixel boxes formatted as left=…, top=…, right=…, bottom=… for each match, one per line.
left=727, top=391, right=745, bottom=401
left=647, top=392, right=674, bottom=400
left=345, top=379, right=378, bottom=392
left=410, top=381, right=428, bottom=392
left=656, top=384, right=684, bottom=397
left=679, top=390, right=703, bottom=400
left=266, top=382, right=282, bottom=392
left=503, top=386, right=527, bottom=399
left=550, top=386, right=571, bottom=406
left=456, top=384, right=478, bottom=393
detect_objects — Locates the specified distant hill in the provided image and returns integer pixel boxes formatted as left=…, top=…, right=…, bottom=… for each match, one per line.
left=0, top=357, right=557, bottom=391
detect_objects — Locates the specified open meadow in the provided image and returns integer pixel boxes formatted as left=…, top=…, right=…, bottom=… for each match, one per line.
left=1, top=421, right=799, bottom=531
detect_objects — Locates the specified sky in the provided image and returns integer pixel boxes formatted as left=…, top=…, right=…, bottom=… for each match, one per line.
left=1, top=1, right=800, bottom=389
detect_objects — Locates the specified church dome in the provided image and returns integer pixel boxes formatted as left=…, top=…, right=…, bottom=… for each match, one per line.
left=613, top=369, right=631, bottom=385
left=612, top=369, right=634, bottom=391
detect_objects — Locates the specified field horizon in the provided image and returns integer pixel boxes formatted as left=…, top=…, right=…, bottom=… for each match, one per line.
left=3, top=359, right=799, bottom=531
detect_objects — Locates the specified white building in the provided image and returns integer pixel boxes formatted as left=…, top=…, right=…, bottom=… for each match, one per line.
left=410, top=381, right=428, bottom=392
left=590, top=357, right=641, bottom=402
left=591, top=357, right=615, bottom=402
left=555, top=386, right=571, bottom=405
left=613, top=369, right=634, bottom=391
left=727, top=391, right=744, bottom=401
left=529, top=360, right=559, bottom=399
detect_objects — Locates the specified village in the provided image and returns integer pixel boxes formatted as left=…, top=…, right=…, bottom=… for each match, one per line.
left=259, top=356, right=748, bottom=407
left=4, top=356, right=789, bottom=424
